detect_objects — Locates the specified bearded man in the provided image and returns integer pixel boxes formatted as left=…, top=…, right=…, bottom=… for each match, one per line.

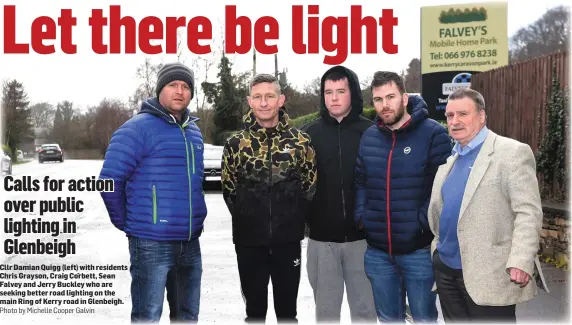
left=354, top=71, right=452, bottom=323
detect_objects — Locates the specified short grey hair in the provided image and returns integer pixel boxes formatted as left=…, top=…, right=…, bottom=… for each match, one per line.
left=249, top=73, right=281, bottom=94
left=448, top=88, right=486, bottom=112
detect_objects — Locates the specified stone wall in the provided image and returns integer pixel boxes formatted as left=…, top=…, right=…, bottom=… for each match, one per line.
left=539, top=211, right=569, bottom=270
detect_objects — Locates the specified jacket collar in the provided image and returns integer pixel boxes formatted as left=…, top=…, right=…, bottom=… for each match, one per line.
left=243, top=108, right=290, bottom=134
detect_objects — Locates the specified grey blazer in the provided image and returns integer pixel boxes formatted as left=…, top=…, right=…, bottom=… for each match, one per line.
left=428, top=130, right=543, bottom=306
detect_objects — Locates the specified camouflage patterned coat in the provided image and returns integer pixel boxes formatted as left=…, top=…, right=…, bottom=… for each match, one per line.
left=222, top=108, right=317, bottom=246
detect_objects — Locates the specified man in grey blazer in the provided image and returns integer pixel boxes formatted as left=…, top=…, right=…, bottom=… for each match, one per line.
left=427, top=88, right=543, bottom=322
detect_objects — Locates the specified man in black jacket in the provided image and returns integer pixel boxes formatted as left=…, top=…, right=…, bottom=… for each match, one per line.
left=301, top=66, right=376, bottom=322
left=223, top=73, right=317, bottom=323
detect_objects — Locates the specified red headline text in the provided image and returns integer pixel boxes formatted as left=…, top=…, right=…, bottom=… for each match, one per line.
left=2, top=4, right=399, bottom=64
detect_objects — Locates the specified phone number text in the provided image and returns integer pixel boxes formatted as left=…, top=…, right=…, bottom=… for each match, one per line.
left=430, top=50, right=497, bottom=60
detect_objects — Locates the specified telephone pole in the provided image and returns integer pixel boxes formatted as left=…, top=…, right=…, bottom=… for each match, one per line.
left=274, top=54, right=278, bottom=78
left=252, top=49, right=257, bottom=76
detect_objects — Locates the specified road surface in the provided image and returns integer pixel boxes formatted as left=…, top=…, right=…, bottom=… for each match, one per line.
left=0, top=160, right=569, bottom=324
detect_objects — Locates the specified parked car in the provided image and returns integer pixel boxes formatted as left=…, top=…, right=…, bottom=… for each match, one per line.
left=1, top=149, right=12, bottom=175
left=38, top=144, right=64, bottom=163
left=203, top=144, right=223, bottom=185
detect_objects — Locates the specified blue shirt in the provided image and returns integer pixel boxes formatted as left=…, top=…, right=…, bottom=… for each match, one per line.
left=452, top=126, right=489, bottom=156
left=437, top=126, right=488, bottom=269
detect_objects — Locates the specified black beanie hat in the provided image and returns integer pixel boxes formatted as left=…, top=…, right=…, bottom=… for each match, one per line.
left=155, top=62, right=195, bottom=99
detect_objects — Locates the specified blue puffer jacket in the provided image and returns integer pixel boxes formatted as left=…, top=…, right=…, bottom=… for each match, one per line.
left=99, top=98, right=207, bottom=241
left=354, top=95, right=451, bottom=255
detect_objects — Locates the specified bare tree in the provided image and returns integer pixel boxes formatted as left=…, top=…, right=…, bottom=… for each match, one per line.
left=129, top=57, right=164, bottom=110
left=404, top=58, right=421, bottom=93
left=361, top=76, right=373, bottom=107
left=176, top=29, right=186, bottom=64
left=360, top=77, right=372, bottom=89
left=30, top=101, right=55, bottom=128
left=191, top=55, right=216, bottom=112
left=189, top=23, right=226, bottom=142
left=194, top=108, right=215, bottom=143
left=510, top=5, right=570, bottom=62
left=304, top=77, right=321, bottom=96
left=191, top=21, right=226, bottom=110
left=138, top=57, right=162, bottom=98
left=89, top=98, right=133, bottom=154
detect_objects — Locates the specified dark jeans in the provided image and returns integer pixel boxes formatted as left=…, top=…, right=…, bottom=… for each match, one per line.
left=128, top=237, right=202, bottom=323
left=432, top=250, right=516, bottom=323
left=235, top=242, right=302, bottom=323
left=364, top=245, right=438, bottom=323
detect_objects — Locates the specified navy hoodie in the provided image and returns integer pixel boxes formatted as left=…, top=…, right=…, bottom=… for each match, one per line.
left=354, top=95, right=452, bottom=255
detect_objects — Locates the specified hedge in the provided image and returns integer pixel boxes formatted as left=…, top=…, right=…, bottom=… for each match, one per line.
left=290, top=108, right=377, bottom=128
left=291, top=108, right=449, bottom=133
left=2, top=144, right=12, bottom=158
left=220, top=108, right=449, bottom=134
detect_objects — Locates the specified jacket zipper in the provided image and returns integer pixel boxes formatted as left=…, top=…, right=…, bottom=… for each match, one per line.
left=178, top=124, right=194, bottom=241
left=147, top=105, right=195, bottom=237
left=152, top=185, right=157, bottom=224
left=337, top=125, right=347, bottom=242
left=190, top=138, right=196, bottom=173
left=386, top=132, right=396, bottom=256
left=267, top=133, right=273, bottom=253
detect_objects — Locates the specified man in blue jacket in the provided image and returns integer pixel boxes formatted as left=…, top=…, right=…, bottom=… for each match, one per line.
left=99, top=62, right=207, bottom=323
left=354, top=71, right=452, bottom=322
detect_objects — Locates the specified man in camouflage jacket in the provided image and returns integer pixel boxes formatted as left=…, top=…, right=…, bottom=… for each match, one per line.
left=222, top=73, right=317, bottom=323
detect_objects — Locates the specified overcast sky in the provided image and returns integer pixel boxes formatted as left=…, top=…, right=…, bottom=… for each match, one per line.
left=0, top=0, right=568, bottom=110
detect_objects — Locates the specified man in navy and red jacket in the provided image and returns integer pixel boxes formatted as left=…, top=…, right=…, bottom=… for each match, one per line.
left=354, top=71, right=452, bottom=323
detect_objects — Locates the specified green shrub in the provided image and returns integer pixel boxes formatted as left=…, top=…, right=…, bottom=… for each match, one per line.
left=291, top=108, right=378, bottom=129
left=362, top=107, right=376, bottom=120
left=289, top=108, right=450, bottom=134
left=1, top=144, right=12, bottom=158
left=290, top=112, right=320, bottom=128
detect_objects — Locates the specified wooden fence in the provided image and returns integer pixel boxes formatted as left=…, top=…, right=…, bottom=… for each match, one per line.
left=470, top=51, right=569, bottom=152
left=471, top=51, right=569, bottom=201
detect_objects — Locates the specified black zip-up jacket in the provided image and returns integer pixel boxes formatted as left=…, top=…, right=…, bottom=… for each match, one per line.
left=301, top=66, right=373, bottom=243
left=222, top=109, right=318, bottom=246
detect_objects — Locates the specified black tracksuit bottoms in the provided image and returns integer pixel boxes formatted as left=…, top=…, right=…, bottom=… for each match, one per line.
left=235, top=242, right=302, bottom=323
